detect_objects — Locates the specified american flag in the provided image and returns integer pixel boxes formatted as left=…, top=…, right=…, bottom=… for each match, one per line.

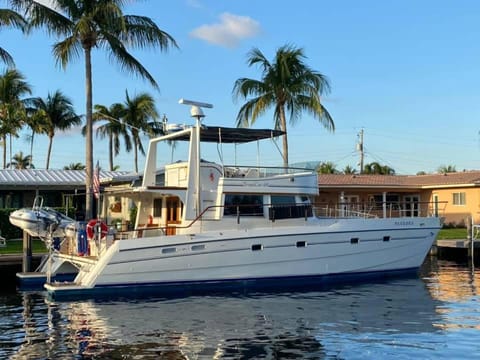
left=93, top=161, right=100, bottom=199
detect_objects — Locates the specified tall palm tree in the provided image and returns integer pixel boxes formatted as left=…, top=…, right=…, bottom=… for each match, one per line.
left=7, top=150, right=33, bottom=169
left=233, top=44, right=334, bottom=168
left=92, top=103, right=131, bottom=171
left=23, top=106, right=49, bottom=168
left=12, top=0, right=178, bottom=218
left=0, top=68, right=31, bottom=168
left=122, top=90, right=158, bottom=173
left=0, top=8, right=27, bottom=67
left=29, top=90, right=82, bottom=169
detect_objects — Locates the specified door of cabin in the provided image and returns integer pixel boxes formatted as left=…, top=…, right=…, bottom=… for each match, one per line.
left=166, top=196, right=181, bottom=235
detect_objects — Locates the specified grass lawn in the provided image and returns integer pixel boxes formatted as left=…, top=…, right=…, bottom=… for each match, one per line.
left=437, top=228, right=468, bottom=240
left=0, top=239, right=47, bottom=255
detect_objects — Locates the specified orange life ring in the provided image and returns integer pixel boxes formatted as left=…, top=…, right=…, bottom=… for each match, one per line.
left=86, top=219, right=108, bottom=240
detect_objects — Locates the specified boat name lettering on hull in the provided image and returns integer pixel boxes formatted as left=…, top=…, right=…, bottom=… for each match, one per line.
left=395, top=221, right=414, bottom=226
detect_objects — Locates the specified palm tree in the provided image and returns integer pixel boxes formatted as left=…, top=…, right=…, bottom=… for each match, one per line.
left=23, top=106, right=49, bottom=168
left=0, top=68, right=31, bottom=168
left=343, top=165, right=357, bottom=174
left=0, top=8, right=27, bottom=67
left=12, top=0, right=178, bottom=218
left=363, top=162, right=395, bottom=175
left=7, top=150, right=33, bottom=169
left=122, top=90, right=158, bottom=173
left=437, top=164, right=456, bottom=174
left=63, top=162, right=85, bottom=170
left=316, top=161, right=338, bottom=174
left=233, top=44, right=334, bottom=168
left=29, top=90, right=82, bottom=169
left=92, top=103, right=131, bottom=171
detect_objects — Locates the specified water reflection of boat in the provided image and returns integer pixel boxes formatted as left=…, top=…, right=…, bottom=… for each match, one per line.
left=12, top=276, right=441, bottom=359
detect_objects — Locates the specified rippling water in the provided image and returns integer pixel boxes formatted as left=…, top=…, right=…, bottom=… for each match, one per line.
left=1, top=257, right=480, bottom=359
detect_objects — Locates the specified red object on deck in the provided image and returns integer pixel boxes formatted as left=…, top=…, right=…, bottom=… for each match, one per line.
left=86, top=219, right=108, bottom=240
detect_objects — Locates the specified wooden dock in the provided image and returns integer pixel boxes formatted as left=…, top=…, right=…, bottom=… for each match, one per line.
left=0, top=254, right=44, bottom=266
left=432, top=239, right=480, bottom=257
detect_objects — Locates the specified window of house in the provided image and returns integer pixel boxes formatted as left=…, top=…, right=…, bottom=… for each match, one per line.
left=371, top=194, right=400, bottom=210
left=452, top=192, right=466, bottom=206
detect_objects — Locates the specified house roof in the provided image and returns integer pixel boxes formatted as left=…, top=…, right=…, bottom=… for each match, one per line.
left=0, top=169, right=133, bottom=188
left=318, top=171, right=480, bottom=189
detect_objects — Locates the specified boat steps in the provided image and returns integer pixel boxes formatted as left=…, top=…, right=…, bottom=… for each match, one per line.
left=56, top=253, right=98, bottom=266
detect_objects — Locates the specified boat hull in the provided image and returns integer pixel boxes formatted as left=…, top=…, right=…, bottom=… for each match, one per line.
left=45, top=217, right=440, bottom=299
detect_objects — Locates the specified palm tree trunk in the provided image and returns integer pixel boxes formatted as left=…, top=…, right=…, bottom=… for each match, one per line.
left=134, top=137, right=138, bottom=173
left=2, top=135, right=6, bottom=169
left=30, top=131, right=34, bottom=169
left=45, top=136, right=53, bottom=170
left=279, top=106, right=289, bottom=168
left=109, top=133, right=113, bottom=171
left=85, top=46, right=94, bottom=219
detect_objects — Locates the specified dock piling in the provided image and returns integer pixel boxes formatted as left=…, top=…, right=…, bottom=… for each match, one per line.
left=22, top=231, right=32, bottom=273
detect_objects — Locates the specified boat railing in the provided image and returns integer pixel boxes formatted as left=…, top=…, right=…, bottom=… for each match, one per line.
left=109, top=200, right=446, bottom=241
left=313, top=201, right=447, bottom=219
left=223, top=165, right=314, bottom=178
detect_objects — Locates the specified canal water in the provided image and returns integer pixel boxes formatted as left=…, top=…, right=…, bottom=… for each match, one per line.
left=1, top=256, right=479, bottom=359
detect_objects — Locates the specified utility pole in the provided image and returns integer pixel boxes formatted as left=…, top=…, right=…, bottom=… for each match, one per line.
left=357, top=129, right=364, bottom=174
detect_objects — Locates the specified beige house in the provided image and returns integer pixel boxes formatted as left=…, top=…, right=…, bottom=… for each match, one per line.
left=316, top=171, right=480, bottom=226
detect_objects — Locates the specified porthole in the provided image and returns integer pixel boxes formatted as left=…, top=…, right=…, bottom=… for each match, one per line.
left=251, top=244, right=263, bottom=251
left=162, top=247, right=176, bottom=254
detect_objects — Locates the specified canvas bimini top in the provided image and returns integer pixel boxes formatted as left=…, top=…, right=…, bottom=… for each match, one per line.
left=167, top=125, right=285, bottom=143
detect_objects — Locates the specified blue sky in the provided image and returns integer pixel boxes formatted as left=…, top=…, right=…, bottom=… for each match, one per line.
left=2, top=0, right=480, bottom=174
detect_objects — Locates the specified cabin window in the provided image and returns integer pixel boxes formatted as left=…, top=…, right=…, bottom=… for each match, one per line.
left=452, top=192, right=466, bottom=206
left=153, top=198, right=163, bottom=217
left=191, top=244, right=205, bottom=251
left=350, top=238, right=359, bottom=244
left=162, top=247, right=176, bottom=254
left=224, top=194, right=263, bottom=216
left=271, top=195, right=296, bottom=206
left=269, top=195, right=312, bottom=220
left=383, top=236, right=390, bottom=242
left=296, top=241, right=307, bottom=248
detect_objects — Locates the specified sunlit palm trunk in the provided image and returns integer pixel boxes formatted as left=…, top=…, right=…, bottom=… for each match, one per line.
left=46, top=136, right=53, bottom=169
left=85, top=47, right=93, bottom=219
left=109, top=133, right=113, bottom=171
left=279, top=106, right=289, bottom=169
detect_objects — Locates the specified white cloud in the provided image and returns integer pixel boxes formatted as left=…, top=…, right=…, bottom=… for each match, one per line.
left=190, top=13, right=261, bottom=48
